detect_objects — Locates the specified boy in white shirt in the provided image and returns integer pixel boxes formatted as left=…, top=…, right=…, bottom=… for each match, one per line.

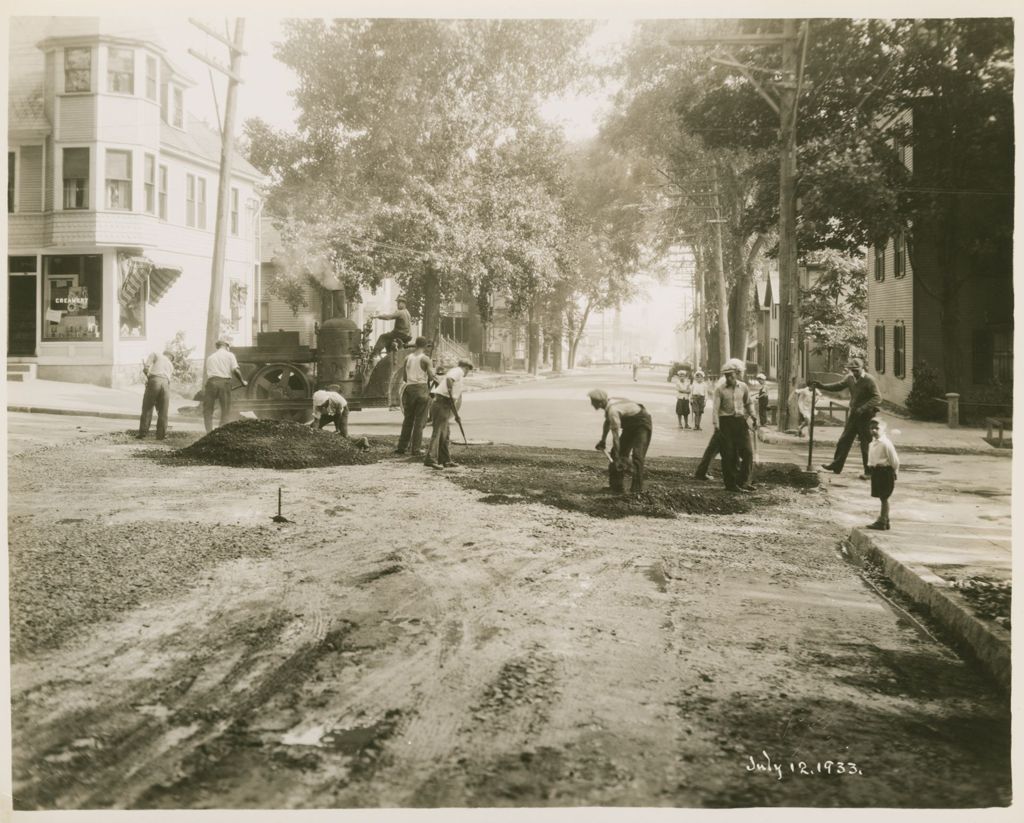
left=866, top=417, right=900, bottom=530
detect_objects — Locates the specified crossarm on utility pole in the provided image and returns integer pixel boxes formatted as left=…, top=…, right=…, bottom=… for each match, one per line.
left=715, top=52, right=780, bottom=115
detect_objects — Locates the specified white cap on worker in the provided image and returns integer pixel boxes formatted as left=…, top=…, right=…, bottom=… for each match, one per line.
left=312, top=390, right=332, bottom=406
left=756, top=372, right=767, bottom=381
left=588, top=388, right=608, bottom=403
left=722, top=358, right=744, bottom=374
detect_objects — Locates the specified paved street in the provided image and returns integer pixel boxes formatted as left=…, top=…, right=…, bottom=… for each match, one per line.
left=6, top=374, right=1011, bottom=809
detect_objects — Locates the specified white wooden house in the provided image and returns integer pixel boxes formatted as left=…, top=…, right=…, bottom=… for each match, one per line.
left=7, top=17, right=265, bottom=387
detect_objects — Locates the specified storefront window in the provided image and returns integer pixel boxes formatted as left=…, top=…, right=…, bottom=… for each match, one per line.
left=42, top=255, right=103, bottom=341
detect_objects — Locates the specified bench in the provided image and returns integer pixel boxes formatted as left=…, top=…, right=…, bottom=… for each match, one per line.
left=985, top=417, right=1012, bottom=447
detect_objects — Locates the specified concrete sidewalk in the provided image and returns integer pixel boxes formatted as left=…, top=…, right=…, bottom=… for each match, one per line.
left=762, top=416, right=1008, bottom=456
left=793, top=448, right=1012, bottom=689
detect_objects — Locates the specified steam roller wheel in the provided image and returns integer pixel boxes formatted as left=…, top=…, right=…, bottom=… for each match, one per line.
left=388, top=367, right=406, bottom=410
left=247, top=362, right=313, bottom=422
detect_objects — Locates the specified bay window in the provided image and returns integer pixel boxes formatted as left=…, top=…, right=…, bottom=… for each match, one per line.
left=64, top=47, right=91, bottom=92
left=62, top=147, right=89, bottom=210
left=107, top=47, right=134, bottom=94
left=105, top=150, right=132, bottom=210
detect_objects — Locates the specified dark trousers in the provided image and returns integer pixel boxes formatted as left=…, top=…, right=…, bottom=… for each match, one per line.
left=830, top=408, right=875, bottom=473
left=372, top=331, right=412, bottom=356
left=398, top=383, right=430, bottom=452
left=610, top=411, right=652, bottom=493
left=139, top=376, right=170, bottom=439
left=203, top=377, right=234, bottom=432
left=696, top=429, right=721, bottom=477
left=758, top=394, right=769, bottom=426
left=719, top=416, right=753, bottom=490
left=426, top=397, right=452, bottom=465
left=317, top=408, right=349, bottom=436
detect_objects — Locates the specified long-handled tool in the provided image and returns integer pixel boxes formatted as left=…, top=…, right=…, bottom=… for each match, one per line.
left=271, top=487, right=293, bottom=523
left=448, top=395, right=469, bottom=445
left=807, top=385, right=817, bottom=471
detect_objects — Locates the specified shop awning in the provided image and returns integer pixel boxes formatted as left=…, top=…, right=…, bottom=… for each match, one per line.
left=148, top=265, right=182, bottom=305
left=117, top=252, right=182, bottom=306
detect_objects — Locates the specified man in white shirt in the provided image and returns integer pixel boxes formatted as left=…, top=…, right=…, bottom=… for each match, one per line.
left=711, top=358, right=758, bottom=492
left=425, top=358, right=473, bottom=469
left=138, top=348, right=174, bottom=440
left=203, top=339, right=247, bottom=433
left=308, top=386, right=349, bottom=436
left=397, top=336, right=438, bottom=455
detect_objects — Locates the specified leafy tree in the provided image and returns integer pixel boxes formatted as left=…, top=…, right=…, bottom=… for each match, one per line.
left=247, top=19, right=593, bottom=344
left=604, top=19, right=772, bottom=366
left=557, top=139, right=645, bottom=368
left=799, top=250, right=867, bottom=371
left=680, top=18, right=1014, bottom=391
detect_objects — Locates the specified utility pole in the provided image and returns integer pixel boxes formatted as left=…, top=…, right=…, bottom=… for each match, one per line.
left=190, top=18, right=246, bottom=360
left=710, top=164, right=730, bottom=371
left=776, top=18, right=800, bottom=432
left=672, top=22, right=807, bottom=429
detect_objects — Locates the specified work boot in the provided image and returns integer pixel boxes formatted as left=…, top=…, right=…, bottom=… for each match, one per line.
left=866, top=520, right=889, bottom=530
left=444, top=461, right=459, bottom=468
left=394, top=448, right=406, bottom=455
left=820, top=463, right=840, bottom=473
left=740, top=484, right=757, bottom=491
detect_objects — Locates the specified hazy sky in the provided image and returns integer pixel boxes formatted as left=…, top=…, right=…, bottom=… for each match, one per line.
left=171, top=17, right=635, bottom=139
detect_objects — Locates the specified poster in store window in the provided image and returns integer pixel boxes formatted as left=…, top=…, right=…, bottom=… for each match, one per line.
left=65, top=286, right=89, bottom=313
left=48, top=276, right=77, bottom=311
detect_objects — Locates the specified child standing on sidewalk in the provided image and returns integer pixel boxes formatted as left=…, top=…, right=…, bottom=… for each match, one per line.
left=866, top=417, right=900, bottom=530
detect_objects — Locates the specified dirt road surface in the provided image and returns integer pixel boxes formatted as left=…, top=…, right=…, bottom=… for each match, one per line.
left=7, top=418, right=1010, bottom=810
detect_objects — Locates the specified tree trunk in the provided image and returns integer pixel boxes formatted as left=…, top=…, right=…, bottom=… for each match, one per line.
left=711, top=165, right=730, bottom=369
left=422, top=267, right=441, bottom=347
left=694, top=247, right=706, bottom=370
left=552, top=320, right=563, bottom=373
left=713, top=223, right=730, bottom=370
left=566, top=299, right=593, bottom=370
left=527, top=299, right=540, bottom=375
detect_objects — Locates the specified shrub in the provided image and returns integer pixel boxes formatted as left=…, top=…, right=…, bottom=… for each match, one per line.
left=165, top=331, right=198, bottom=386
left=905, top=360, right=946, bottom=420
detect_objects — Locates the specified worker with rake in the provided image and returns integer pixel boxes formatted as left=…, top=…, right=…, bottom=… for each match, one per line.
left=425, top=358, right=474, bottom=470
left=588, top=389, right=652, bottom=495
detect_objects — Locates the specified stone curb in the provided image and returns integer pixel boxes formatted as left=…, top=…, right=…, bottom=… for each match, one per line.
left=843, top=527, right=1010, bottom=690
left=7, top=405, right=197, bottom=424
left=760, top=432, right=1009, bottom=458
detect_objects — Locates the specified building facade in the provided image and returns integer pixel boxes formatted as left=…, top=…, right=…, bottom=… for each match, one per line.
left=865, top=103, right=1013, bottom=416
left=7, top=17, right=264, bottom=387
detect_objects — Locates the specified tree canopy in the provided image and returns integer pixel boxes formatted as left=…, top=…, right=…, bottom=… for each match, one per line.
left=246, top=18, right=595, bottom=341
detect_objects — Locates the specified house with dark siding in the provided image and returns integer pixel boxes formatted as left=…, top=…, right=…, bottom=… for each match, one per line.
left=866, top=101, right=1013, bottom=419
